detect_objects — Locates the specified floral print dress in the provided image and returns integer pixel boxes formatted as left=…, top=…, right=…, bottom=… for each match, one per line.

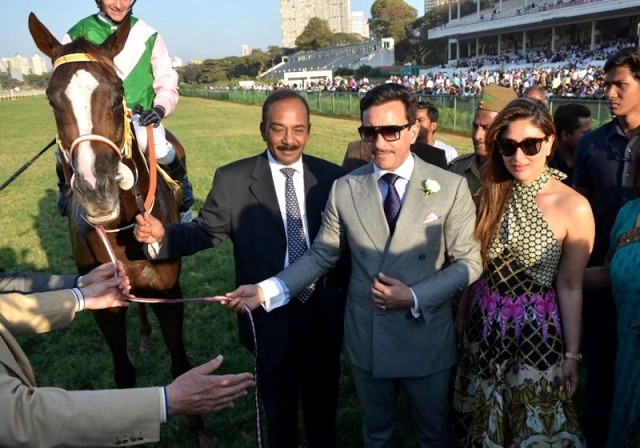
left=453, top=168, right=585, bottom=447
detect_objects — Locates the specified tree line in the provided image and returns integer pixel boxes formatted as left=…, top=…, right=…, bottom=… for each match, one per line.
left=1, top=0, right=481, bottom=90
left=177, top=0, right=483, bottom=86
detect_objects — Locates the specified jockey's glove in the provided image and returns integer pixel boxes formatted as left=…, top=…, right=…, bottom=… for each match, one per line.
left=139, top=105, right=165, bottom=127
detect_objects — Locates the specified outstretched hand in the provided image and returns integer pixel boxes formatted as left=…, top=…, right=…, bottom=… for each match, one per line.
left=165, top=355, right=254, bottom=416
left=81, top=262, right=131, bottom=310
left=134, top=212, right=165, bottom=244
left=222, top=284, right=265, bottom=313
left=83, top=261, right=130, bottom=294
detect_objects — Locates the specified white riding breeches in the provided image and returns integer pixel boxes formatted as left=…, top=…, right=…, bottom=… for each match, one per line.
left=131, top=114, right=175, bottom=165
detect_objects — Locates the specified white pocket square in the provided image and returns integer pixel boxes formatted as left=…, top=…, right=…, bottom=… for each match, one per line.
left=423, top=212, right=439, bottom=224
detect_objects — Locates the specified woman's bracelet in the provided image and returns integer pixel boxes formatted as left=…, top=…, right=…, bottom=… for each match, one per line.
left=564, top=352, right=582, bottom=362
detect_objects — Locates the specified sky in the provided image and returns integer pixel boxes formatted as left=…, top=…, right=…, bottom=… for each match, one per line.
left=3, top=0, right=424, bottom=64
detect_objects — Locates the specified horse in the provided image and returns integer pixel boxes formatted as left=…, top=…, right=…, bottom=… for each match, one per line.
left=28, top=13, right=216, bottom=447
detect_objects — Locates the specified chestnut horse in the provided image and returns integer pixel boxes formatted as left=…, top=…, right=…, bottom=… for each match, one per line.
left=29, top=13, right=215, bottom=447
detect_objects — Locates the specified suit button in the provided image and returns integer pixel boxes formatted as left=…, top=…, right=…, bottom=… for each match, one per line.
left=418, top=254, right=426, bottom=260
left=360, top=250, right=366, bottom=257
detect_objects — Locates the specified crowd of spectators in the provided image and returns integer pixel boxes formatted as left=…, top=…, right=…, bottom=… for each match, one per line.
left=388, top=64, right=605, bottom=99
left=246, top=37, right=637, bottom=100
left=458, top=37, right=634, bottom=68
left=396, top=37, right=636, bottom=99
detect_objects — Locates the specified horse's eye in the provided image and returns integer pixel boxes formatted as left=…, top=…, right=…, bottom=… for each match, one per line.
left=47, top=97, right=59, bottom=111
left=46, top=91, right=55, bottom=108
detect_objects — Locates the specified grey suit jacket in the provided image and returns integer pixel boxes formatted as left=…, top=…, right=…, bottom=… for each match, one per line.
left=0, top=272, right=77, bottom=293
left=278, top=155, right=482, bottom=378
left=0, top=290, right=163, bottom=447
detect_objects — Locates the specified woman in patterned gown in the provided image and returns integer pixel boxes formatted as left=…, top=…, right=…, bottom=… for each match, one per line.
left=453, top=98, right=595, bottom=447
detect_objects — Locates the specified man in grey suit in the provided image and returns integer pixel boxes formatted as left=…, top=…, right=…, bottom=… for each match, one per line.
left=227, top=83, right=482, bottom=447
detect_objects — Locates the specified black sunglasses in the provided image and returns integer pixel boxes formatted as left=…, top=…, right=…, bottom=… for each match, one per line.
left=358, top=123, right=411, bottom=143
left=496, top=137, right=547, bottom=157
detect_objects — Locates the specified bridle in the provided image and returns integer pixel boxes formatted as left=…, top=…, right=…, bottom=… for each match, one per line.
left=52, top=52, right=157, bottom=223
left=53, top=52, right=264, bottom=447
left=53, top=53, right=133, bottom=178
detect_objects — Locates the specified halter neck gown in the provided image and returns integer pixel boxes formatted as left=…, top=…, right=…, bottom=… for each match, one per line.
left=453, top=167, right=585, bottom=447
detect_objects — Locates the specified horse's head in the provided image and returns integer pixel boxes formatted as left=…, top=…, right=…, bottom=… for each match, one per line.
left=29, top=13, right=132, bottom=225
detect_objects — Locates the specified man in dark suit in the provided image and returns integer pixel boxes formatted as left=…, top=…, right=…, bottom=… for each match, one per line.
left=227, top=84, right=482, bottom=447
left=134, top=90, right=347, bottom=448
left=342, top=138, right=448, bottom=172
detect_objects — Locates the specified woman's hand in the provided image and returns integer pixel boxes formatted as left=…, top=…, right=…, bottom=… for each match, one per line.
left=559, top=359, right=579, bottom=396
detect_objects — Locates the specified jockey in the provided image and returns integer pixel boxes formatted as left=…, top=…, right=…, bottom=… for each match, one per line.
left=56, top=0, right=194, bottom=222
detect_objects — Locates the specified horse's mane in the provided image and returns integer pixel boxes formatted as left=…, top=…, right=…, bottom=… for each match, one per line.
left=60, top=37, right=118, bottom=80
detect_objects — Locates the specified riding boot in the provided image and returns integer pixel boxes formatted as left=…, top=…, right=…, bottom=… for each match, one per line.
left=162, top=156, right=194, bottom=222
left=55, top=160, right=68, bottom=217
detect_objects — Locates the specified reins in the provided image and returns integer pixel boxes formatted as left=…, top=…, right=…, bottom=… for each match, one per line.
left=55, top=53, right=264, bottom=446
left=144, top=121, right=157, bottom=213
left=94, top=224, right=264, bottom=448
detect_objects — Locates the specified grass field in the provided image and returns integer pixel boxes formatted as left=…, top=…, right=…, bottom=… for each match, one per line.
left=0, top=96, right=476, bottom=447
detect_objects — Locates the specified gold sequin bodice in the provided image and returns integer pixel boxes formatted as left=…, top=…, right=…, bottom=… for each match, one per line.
left=487, top=167, right=566, bottom=287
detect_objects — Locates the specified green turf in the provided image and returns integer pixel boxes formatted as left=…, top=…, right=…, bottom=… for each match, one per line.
left=2, top=96, right=452, bottom=447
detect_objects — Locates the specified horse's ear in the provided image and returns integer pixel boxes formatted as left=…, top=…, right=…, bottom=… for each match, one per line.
left=28, top=12, right=61, bottom=59
left=102, top=14, right=131, bottom=58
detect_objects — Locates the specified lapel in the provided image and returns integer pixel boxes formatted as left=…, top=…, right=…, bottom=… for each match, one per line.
left=383, top=161, right=432, bottom=270
left=248, top=152, right=286, bottom=239
left=352, top=157, right=436, bottom=270
left=350, top=164, right=389, bottom=255
left=302, top=155, right=322, bottom=239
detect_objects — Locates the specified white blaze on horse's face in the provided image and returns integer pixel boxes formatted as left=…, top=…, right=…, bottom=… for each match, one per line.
left=65, top=69, right=99, bottom=189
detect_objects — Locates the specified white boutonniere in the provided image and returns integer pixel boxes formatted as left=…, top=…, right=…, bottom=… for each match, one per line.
left=421, top=179, right=441, bottom=196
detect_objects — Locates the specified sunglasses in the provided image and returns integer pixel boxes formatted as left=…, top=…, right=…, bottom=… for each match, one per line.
left=358, top=123, right=411, bottom=143
left=496, top=137, right=547, bottom=157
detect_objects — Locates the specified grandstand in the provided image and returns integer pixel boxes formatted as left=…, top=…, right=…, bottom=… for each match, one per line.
left=259, top=38, right=395, bottom=86
left=428, top=0, right=639, bottom=65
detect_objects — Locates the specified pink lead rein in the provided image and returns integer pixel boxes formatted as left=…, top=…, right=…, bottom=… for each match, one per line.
left=95, top=225, right=264, bottom=447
